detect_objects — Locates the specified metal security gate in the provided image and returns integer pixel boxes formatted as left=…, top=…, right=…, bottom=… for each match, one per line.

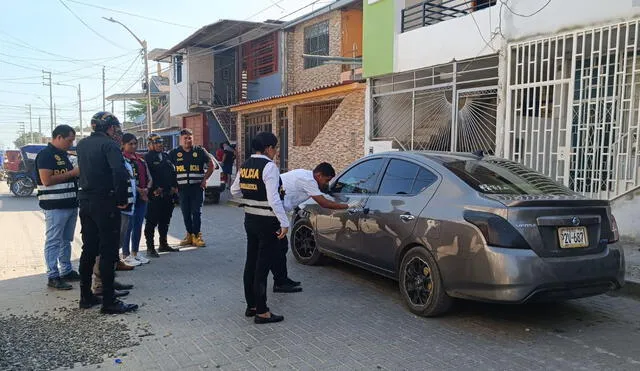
left=371, top=54, right=498, bottom=153
left=506, top=20, right=640, bottom=200
left=243, top=111, right=272, bottom=160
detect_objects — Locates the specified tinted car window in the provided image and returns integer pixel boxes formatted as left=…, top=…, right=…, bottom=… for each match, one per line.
left=379, top=160, right=438, bottom=196
left=333, top=158, right=383, bottom=194
left=444, top=159, right=573, bottom=195
left=412, top=168, right=438, bottom=194
left=379, top=160, right=418, bottom=195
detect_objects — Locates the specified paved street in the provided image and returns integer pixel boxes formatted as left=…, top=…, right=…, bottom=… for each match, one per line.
left=1, top=183, right=640, bottom=371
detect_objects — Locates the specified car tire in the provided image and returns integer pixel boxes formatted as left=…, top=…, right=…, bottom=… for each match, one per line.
left=399, top=246, right=452, bottom=317
left=290, top=219, right=323, bottom=265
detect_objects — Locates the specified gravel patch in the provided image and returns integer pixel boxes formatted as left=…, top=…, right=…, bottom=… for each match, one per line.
left=0, top=307, right=142, bottom=370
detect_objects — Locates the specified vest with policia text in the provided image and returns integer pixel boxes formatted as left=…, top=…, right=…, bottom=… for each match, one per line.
left=238, top=156, right=284, bottom=217
left=169, top=146, right=207, bottom=187
left=35, top=144, right=78, bottom=210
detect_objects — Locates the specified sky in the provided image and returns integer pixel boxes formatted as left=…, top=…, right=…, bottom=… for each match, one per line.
left=0, top=0, right=332, bottom=149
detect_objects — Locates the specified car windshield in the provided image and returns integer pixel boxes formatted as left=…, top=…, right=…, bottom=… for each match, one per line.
left=443, top=158, right=574, bottom=196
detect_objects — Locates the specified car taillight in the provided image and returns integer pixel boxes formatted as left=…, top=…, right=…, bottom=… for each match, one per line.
left=463, top=210, right=531, bottom=249
left=609, top=213, right=619, bottom=244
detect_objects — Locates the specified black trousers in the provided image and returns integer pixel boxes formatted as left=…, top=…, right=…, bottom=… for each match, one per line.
left=243, top=214, right=279, bottom=315
left=271, top=236, right=289, bottom=285
left=178, top=185, right=203, bottom=234
left=144, top=194, right=174, bottom=248
left=78, top=198, right=121, bottom=307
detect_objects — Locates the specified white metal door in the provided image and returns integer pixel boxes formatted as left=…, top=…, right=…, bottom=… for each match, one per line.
left=506, top=20, right=640, bottom=200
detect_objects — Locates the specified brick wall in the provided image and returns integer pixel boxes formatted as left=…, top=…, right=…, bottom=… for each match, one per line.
left=234, top=86, right=365, bottom=173
left=286, top=10, right=343, bottom=93
left=287, top=88, right=365, bottom=172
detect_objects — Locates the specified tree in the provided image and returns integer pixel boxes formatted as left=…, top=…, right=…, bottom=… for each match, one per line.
left=126, top=99, right=160, bottom=121
left=14, top=132, right=44, bottom=148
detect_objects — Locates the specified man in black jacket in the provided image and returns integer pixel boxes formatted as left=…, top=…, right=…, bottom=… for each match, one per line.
left=144, top=133, right=179, bottom=257
left=76, top=111, right=138, bottom=314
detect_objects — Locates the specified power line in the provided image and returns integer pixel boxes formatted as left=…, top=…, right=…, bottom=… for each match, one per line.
left=65, top=0, right=197, bottom=29
left=58, top=0, right=129, bottom=50
left=500, top=0, right=552, bottom=18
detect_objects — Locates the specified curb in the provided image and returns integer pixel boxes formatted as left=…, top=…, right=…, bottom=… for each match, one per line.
left=610, top=279, right=640, bottom=300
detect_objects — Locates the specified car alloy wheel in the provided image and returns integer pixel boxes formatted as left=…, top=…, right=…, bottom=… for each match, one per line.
left=399, top=246, right=452, bottom=317
left=403, top=257, right=433, bottom=306
left=293, top=224, right=315, bottom=258
left=291, top=219, right=323, bottom=265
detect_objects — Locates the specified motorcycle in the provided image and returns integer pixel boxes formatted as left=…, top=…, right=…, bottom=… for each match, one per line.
left=6, top=144, right=45, bottom=197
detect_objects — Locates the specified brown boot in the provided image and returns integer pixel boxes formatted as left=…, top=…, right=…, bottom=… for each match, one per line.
left=192, top=233, right=206, bottom=247
left=116, top=260, right=135, bottom=271
left=179, top=233, right=193, bottom=246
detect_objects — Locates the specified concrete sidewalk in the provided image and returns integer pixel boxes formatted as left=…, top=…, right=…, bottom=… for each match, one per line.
left=621, top=241, right=640, bottom=298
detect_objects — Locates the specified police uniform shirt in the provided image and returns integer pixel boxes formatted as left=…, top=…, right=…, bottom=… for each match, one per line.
left=145, top=150, right=177, bottom=193
left=169, top=146, right=207, bottom=187
left=230, top=154, right=289, bottom=229
left=35, top=143, right=78, bottom=210
left=280, top=169, right=324, bottom=213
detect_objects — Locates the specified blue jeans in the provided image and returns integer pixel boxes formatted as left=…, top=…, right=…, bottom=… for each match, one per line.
left=179, top=185, right=204, bottom=234
left=44, top=208, right=78, bottom=279
left=122, top=199, right=147, bottom=256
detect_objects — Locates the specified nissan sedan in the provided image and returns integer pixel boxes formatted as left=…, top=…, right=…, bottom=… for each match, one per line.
left=290, top=151, right=625, bottom=317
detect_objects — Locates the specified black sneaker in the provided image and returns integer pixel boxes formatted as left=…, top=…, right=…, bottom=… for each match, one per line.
left=101, top=299, right=138, bottom=314
left=245, top=308, right=256, bottom=317
left=146, top=249, right=161, bottom=258
left=254, top=313, right=284, bottom=324
left=113, top=281, right=134, bottom=290
left=47, top=278, right=72, bottom=290
left=158, top=243, right=179, bottom=253
left=79, top=295, right=102, bottom=309
left=60, top=270, right=81, bottom=281
left=273, top=284, right=302, bottom=293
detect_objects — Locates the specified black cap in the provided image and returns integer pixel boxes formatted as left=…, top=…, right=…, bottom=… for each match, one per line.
left=180, top=128, right=193, bottom=136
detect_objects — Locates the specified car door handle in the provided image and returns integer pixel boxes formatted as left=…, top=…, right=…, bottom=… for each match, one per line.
left=400, top=214, right=415, bottom=222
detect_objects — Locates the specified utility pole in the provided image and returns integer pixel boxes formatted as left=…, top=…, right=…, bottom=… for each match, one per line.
left=78, top=84, right=83, bottom=138
left=42, top=70, right=53, bottom=133
left=102, top=66, right=106, bottom=111
left=54, top=102, right=57, bottom=127
left=103, top=17, right=152, bottom=135
left=38, top=117, right=41, bottom=138
left=26, top=104, right=33, bottom=143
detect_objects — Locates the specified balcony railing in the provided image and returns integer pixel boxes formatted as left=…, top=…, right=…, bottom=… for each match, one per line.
left=401, top=0, right=496, bottom=33
left=189, top=81, right=213, bottom=111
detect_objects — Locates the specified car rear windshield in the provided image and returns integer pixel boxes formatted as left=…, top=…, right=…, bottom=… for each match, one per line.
left=443, top=159, right=574, bottom=195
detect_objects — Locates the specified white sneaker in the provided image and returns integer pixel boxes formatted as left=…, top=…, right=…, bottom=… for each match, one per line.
left=134, top=255, right=150, bottom=264
left=123, top=255, right=142, bottom=266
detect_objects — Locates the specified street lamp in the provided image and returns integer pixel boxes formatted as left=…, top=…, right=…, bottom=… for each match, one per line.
left=103, top=16, right=152, bottom=135
left=55, top=82, right=83, bottom=138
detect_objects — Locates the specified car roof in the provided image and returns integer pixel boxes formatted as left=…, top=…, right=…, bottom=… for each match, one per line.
left=371, top=150, right=490, bottom=164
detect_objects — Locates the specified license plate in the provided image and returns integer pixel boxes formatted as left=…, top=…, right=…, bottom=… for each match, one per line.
left=558, top=227, right=589, bottom=248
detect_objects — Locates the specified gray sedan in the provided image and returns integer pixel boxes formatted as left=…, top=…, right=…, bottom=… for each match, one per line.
left=290, top=151, right=625, bottom=316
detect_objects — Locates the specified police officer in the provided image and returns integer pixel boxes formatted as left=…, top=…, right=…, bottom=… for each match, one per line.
left=168, top=129, right=216, bottom=248
left=230, top=132, right=288, bottom=324
left=35, top=124, right=80, bottom=290
left=76, top=111, right=138, bottom=314
left=144, top=133, right=179, bottom=257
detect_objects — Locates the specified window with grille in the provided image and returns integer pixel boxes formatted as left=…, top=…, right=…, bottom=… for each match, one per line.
left=173, top=55, right=183, bottom=84
left=242, top=33, right=278, bottom=80
left=293, top=100, right=342, bottom=146
left=304, top=21, right=330, bottom=69
left=244, top=111, right=272, bottom=158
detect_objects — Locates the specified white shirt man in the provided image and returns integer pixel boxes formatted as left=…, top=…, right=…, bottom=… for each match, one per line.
left=270, top=163, right=361, bottom=293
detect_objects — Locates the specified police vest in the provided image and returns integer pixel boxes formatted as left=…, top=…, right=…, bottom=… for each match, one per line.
left=237, top=156, right=284, bottom=217
left=35, top=144, right=78, bottom=210
left=170, top=146, right=206, bottom=187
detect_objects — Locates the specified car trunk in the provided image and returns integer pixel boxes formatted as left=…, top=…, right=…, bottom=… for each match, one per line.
left=484, top=194, right=615, bottom=258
